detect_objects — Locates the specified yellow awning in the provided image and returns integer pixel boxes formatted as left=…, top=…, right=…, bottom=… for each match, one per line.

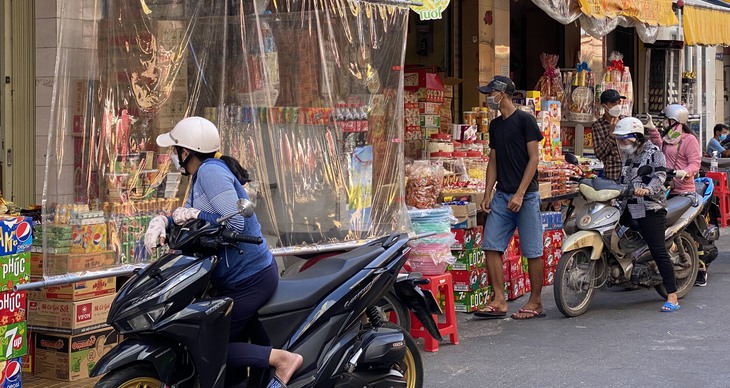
left=683, top=5, right=730, bottom=46
left=577, top=0, right=678, bottom=26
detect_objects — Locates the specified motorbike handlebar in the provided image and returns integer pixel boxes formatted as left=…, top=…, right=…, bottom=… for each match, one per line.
left=221, top=229, right=264, bottom=245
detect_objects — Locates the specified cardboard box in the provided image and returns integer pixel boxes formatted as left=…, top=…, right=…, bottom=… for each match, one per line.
left=0, top=357, right=21, bottom=387
left=508, top=277, right=525, bottom=300
left=27, top=295, right=115, bottom=335
left=450, top=228, right=474, bottom=251
left=418, top=102, right=441, bottom=115
left=30, top=251, right=116, bottom=277
left=524, top=274, right=532, bottom=293
left=505, top=234, right=521, bottom=258
left=71, top=224, right=108, bottom=254
left=451, top=269, right=480, bottom=292
left=0, top=322, right=27, bottom=362
left=507, top=255, right=523, bottom=281
left=449, top=249, right=484, bottom=271
left=453, top=288, right=489, bottom=313
left=0, top=217, right=33, bottom=256
left=449, top=203, right=477, bottom=230
left=471, top=226, right=484, bottom=247
left=0, top=292, right=25, bottom=326
left=34, top=278, right=116, bottom=302
left=541, top=211, right=563, bottom=230
left=420, top=114, right=440, bottom=128
left=543, top=266, right=556, bottom=285
left=21, top=331, right=32, bottom=375
left=34, top=328, right=119, bottom=381
left=0, top=254, right=30, bottom=292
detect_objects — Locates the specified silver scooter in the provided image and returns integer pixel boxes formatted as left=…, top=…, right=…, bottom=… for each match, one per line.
left=554, top=154, right=700, bottom=317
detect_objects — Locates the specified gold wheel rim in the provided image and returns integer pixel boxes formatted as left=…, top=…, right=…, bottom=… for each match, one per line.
left=119, top=377, right=164, bottom=388
left=403, top=347, right=417, bottom=388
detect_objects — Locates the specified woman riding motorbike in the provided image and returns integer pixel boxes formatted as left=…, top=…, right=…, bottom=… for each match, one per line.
left=614, top=117, right=680, bottom=312
left=143, top=117, right=303, bottom=386
left=646, top=104, right=709, bottom=286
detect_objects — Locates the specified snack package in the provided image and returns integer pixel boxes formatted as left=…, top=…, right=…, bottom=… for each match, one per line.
left=535, top=53, right=564, bottom=103
left=405, top=160, right=445, bottom=209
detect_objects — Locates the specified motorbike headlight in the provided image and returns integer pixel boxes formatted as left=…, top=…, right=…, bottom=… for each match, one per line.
left=124, top=303, right=170, bottom=333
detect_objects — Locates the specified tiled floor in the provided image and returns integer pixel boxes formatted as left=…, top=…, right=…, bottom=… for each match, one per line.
left=24, top=374, right=100, bottom=387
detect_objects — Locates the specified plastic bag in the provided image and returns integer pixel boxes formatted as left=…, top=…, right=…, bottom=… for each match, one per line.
left=535, top=53, right=564, bottom=102
left=601, top=51, right=634, bottom=117
left=407, top=205, right=455, bottom=234
left=406, top=160, right=445, bottom=209
left=565, top=59, right=595, bottom=122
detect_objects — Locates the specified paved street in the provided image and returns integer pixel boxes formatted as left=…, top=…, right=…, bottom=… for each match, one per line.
left=422, top=228, right=730, bottom=388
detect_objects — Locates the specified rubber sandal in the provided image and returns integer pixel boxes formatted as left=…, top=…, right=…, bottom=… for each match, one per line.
left=474, top=305, right=507, bottom=319
left=510, top=308, right=546, bottom=320
left=661, top=301, right=680, bottom=312
left=266, top=375, right=287, bottom=388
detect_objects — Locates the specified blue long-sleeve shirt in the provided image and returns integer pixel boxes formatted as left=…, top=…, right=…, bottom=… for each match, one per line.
left=187, top=158, right=273, bottom=289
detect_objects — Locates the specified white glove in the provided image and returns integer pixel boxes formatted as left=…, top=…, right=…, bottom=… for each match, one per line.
left=675, top=170, right=688, bottom=180
left=172, top=207, right=201, bottom=225
left=144, top=216, right=169, bottom=254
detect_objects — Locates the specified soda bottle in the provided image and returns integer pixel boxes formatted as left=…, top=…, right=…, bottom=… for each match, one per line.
left=711, top=151, right=718, bottom=172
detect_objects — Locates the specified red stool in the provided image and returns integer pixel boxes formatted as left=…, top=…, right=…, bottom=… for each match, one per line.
left=409, top=272, right=459, bottom=352
left=716, top=193, right=730, bottom=227
left=706, top=172, right=729, bottom=195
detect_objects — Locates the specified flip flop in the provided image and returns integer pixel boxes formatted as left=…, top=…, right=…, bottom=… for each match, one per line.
left=266, top=375, right=287, bottom=388
left=474, top=305, right=507, bottom=319
left=661, top=301, right=681, bottom=312
left=510, top=308, right=546, bottom=320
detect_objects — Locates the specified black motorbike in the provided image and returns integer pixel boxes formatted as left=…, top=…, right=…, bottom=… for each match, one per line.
left=91, top=199, right=442, bottom=388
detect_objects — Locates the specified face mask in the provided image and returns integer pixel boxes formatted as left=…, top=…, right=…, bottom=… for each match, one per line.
left=171, top=149, right=193, bottom=176
left=619, top=143, right=637, bottom=154
left=607, top=105, right=622, bottom=118
left=721, top=134, right=728, bottom=142
left=487, top=94, right=502, bottom=110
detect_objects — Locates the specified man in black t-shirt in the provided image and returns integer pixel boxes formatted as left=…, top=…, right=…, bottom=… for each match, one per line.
left=474, top=75, right=546, bottom=320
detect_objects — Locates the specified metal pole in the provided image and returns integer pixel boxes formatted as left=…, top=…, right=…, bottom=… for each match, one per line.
left=14, top=266, right=144, bottom=292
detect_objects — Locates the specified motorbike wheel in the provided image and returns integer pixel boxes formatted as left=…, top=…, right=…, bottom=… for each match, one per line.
left=655, top=231, right=699, bottom=299
left=375, top=291, right=412, bottom=331
left=383, top=322, right=423, bottom=388
left=554, top=248, right=598, bottom=317
left=94, top=364, right=164, bottom=388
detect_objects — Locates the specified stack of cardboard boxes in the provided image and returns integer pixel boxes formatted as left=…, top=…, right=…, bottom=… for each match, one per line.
left=403, top=69, right=445, bottom=160
left=444, top=208, right=565, bottom=313
left=0, top=216, right=34, bottom=386
left=28, top=218, right=119, bottom=381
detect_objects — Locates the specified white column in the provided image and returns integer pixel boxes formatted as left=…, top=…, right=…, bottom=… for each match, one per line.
left=705, top=46, right=716, bottom=147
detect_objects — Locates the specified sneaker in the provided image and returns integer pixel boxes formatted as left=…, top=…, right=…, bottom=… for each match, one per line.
left=695, top=270, right=707, bottom=287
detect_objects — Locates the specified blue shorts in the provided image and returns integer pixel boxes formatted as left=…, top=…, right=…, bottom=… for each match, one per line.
left=482, top=190, right=544, bottom=258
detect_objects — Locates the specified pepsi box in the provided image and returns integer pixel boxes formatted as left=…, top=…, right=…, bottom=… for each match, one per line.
left=70, top=223, right=108, bottom=254
left=0, top=357, right=21, bottom=388
left=0, top=217, right=33, bottom=256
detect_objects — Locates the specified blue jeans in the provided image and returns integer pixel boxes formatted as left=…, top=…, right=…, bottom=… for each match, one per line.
left=482, top=190, right=544, bottom=258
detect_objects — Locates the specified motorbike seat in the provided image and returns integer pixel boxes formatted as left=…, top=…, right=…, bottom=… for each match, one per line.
left=259, top=243, right=385, bottom=315
left=666, top=195, right=694, bottom=226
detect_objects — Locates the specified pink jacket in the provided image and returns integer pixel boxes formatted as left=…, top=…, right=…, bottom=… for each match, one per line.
left=649, top=129, right=701, bottom=195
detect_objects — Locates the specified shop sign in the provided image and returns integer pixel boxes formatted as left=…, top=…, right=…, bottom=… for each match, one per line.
left=577, top=0, right=678, bottom=26
left=410, top=0, right=450, bottom=21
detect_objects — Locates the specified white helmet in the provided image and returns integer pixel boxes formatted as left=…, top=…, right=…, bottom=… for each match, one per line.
left=613, top=117, right=645, bottom=137
left=662, top=104, right=689, bottom=124
left=156, top=116, right=221, bottom=153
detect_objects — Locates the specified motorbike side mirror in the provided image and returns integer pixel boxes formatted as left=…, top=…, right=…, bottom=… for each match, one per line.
left=637, top=165, right=653, bottom=176
left=238, top=198, right=255, bottom=218
left=564, top=153, right=580, bottom=166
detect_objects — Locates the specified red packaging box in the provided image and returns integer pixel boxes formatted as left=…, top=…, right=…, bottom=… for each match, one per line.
left=478, top=268, right=489, bottom=289
left=471, top=226, right=484, bottom=247
left=524, top=274, right=532, bottom=293
left=506, top=234, right=521, bottom=257
left=543, top=266, right=556, bottom=285
left=0, top=291, right=26, bottom=326
left=502, top=257, right=511, bottom=282
left=508, top=256, right=523, bottom=281
left=451, top=269, right=480, bottom=292
left=508, top=277, right=525, bottom=300
left=451, top=228, right=474, bottom=251
left=542, top=248, right=559, bottom=268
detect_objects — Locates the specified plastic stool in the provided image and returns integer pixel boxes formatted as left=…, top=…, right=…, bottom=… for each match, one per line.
left=706, top=172, right=729, bottom=195
left=409, top=272, right=459, bottom=352
left=716, top=192, right=730, bottom=227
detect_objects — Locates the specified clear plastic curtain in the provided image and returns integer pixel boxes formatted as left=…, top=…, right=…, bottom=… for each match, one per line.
left=43, top=0, right=412, bottom=279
